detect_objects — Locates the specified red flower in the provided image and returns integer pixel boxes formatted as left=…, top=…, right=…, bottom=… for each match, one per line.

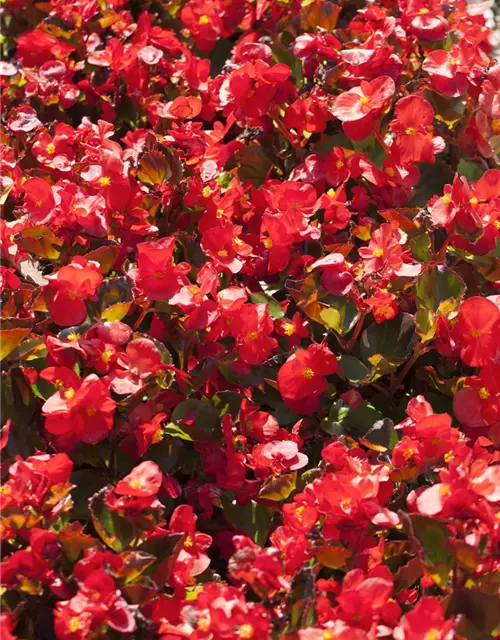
left=227, top=61, right=292, bottom=119
left=250, top=440, right=308, bottom=475
left=54, top=570, right=135, bottom=639
left=158, top=96, right=203, bottom=120
left=201, top=221, right=253, bottom=274
left=366, top=291, right=398, bottom=323
left=44, top=257, right=103, bottom=327
left=331, top=76, right=395, bottom=140
left=389, top=96, right=438, bottom=164
left=284, top=96, right=327, bottom=136
left=422, top=40, right=478, bottom=98
left=167, top=505, right=212, bottom=593
left=114, top=461, right=162, bottom=497
left=479, top=63, right=500, bottom=119
left=134, top=237, right=191, bottom=302
left=42, top=374, right=116, bottom=451
left=453, top=297, right=500, bottom=366
left=231, top=303, right=277, bottom=365
left=109, top=337, right=164, bottom=395
left=393, top=597, right=454, bottom=640
left=278, top=343, right=338, bottom=413
left=23, top=177, right=55, bottom=225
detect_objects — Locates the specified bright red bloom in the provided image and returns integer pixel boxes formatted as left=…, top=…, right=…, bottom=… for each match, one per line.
left=389, top=96, right=438, bottom=164
left=479, top=63, right=500, bottom=119
left=366, top=290, right=398, bottom=323
left=331, top=76, right=395, bottom=140
left=109, top=337, right=164, bottom=395
left=226, top=61, right=292, bottom=119
left=453, top=297, right=500, bottom=366
left=231, top=303, right=277, bottom=365
left=23, top=177, right=55, bottom=225
left=393, top=597, right=454, bottom=640
left=167, top=505, right=212, bottom=593
left=54, top=570, right=135, bottom=639
left=359, top=222, right=421, bottom=278
left=114, top=461, right=162, bottom=497
left=284, top=96, right=327, bottom=136
left=134, top=237, right=190, bottom=301
left=250, top=440, right=308, bottom=476
left=44, top=257, right=103, bottom=327
left=402, top=4, right=449, bottom=41
left=42, top=374, right=116, bottom=451
left=278, top=343, right=338, bottom=413
left=201, top=221, right=253, bottom=274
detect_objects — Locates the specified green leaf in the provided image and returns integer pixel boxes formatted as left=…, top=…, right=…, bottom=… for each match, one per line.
left=171, top=398, right=221, bottom=442
left=338, top=355, right=370, bottom=383
left=148, top=438, right=182, bottom=474
left=448, top=589, right=500, bottom=634
left=222, top=497, right=273, bottom=546
left=84, top=245, right=119, bottom=275
left=323, top=399, right=393, bottom=449
left=415, top=265, right=465, bottom=314
left=410, top=232, right=432, bottom=263
left=408, top=515, right=453, bottom=589
left=0, top=328, right=31, bottom=361
left=17, top=227, right=63, bottom=260
left=258, top=473, right=297, bottom=501
left=249, top=292, right=285, bottom=320
left=410, top=162, right=454, bottom=207
left=163, top=422, right=194, bottom=441
left=318, top=296, right=360, bottom=336
left=360, top=313, right=416, bottom=365
left=89, top=486, right=135, bottom=552
left=457, top=159, right=484, bottom=182
left=2, top=367, right=37, bottom=427
left=140, top=533, right=184, bottom=587
left=99, top=277, right=133, bottom=315
left=285, top=567, right=316, bottom=631
left=272, top=43, right=303, bottom=84
left=235, top=147, right=273, bottom=187
left=71, top=470, right=108, bottom=520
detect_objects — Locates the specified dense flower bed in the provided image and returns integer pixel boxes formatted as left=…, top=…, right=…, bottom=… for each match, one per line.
left=1, top=0, right=500, bottom=638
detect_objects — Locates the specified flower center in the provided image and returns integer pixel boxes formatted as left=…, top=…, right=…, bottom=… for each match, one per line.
left=239, top=625, right=254, bottom=639
left=69, top=617, right=82, bottom=633
left=198, top=14, right=209, bottom=24
left=46, top=143, right=56, bottom=154
left=283, top=323, right=295, bottom=336
left=247, top=331, right=259, bottom=341
left=359, top=95, right=370, bottom=105
left=373, top=248, right=384, bottom=257
left=98, top=176, right=111, bottom=187
left=302, top=368, right=315, bottom=379
left=478, top=386, right=490, bottom=400
left=64, top=387, right=75, bottom=400
left=102, top=349, right=113, bottom=362
left=405, top=127, right=416, bottom=136
left=491, top=119, right=500, bottom=134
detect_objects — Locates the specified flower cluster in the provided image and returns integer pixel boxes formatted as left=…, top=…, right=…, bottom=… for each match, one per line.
left=2, top=0, right=500, bottom=638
